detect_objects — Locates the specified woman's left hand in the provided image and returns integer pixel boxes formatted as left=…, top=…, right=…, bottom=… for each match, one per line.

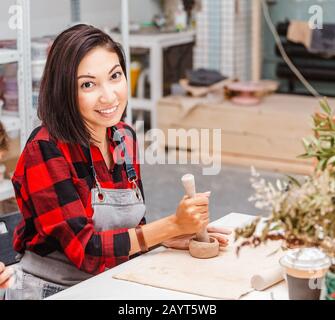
left=162, top=225, right=232, bottom=250
left=0, top=262, right=14, bottom=289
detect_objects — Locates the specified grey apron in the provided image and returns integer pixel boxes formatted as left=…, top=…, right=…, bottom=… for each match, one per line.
left=6, top=128, right=146, bottom=300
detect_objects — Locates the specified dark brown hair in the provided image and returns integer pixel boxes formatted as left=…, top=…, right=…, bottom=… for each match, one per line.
left=0, top=121, right=9, bottom=151
left=38, top=24, right=127, bottom=145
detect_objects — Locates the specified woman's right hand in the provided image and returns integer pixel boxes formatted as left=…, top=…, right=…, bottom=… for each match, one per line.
left=0, top=262, right=14, bottom=289
left=174, top=192, right=210, bottom=235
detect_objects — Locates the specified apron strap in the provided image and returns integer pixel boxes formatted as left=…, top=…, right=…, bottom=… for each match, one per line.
left=86, top=126, right=138, bottom=191
left=111, top=126, right=137, bottom=182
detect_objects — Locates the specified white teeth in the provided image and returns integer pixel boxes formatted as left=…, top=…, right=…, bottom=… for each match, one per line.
left=99, top=106, right=118, bottom=114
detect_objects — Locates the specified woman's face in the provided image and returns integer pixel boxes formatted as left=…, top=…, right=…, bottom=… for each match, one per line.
left=77, top=46, right=128, bottom=138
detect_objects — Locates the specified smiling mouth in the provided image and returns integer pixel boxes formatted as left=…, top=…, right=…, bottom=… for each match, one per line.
left=96, top=105, right=119, bottom=114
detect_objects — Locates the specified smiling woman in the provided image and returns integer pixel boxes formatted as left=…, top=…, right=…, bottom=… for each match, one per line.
left=37, top=24, right=128, bottom=146
left=77, top=48, right=128, bottom=142
left=76, top=47, right=128, bottom=169
left=4, top=24, right=229, bottom=300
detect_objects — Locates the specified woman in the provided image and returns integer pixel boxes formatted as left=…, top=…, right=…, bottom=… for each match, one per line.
left=5, top=24, right=230, bottom=300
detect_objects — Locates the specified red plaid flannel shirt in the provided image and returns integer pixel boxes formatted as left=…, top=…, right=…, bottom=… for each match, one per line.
left=12, top=122, right=145, bottom=274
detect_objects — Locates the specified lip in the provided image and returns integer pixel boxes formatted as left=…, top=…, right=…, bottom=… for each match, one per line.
left=95, top=105, right=119, bottom=118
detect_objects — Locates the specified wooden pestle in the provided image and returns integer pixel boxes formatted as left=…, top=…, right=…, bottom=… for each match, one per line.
left=181, top=174, right=210, bottom=243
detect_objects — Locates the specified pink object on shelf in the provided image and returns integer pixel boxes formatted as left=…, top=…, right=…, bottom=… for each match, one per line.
left=4, top=77, right=18, bottom=94
left=0, top=76, right=4, bottom=97
left=3, top=92, right=18, bottom=111
left=226, top=81, right=265, bottom=106
left=231, top=95, right=261, bottom=106
left=0, top=39, right=16, bottom=49
left=3, top=63, right=17, bottom=78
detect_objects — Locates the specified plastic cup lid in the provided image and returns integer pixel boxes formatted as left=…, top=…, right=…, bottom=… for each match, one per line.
left=280, top=247, right=331, bottom=271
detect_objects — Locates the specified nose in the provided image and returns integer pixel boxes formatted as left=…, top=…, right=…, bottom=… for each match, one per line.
left=99, top=83, right=117, bottom=104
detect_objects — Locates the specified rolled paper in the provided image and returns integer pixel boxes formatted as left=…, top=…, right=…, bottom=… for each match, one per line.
left=250, top=267, right=284, bottom=291
left=181, top=174, right=210, bottom=243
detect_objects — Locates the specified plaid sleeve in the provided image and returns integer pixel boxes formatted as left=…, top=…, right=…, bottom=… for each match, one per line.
left=13, top=140, right=131, bottom=274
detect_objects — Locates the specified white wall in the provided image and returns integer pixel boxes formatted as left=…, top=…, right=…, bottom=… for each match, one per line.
left=0, top=0, right=161, bottom=40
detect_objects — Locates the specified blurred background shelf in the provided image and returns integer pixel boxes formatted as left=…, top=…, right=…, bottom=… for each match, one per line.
left=1, top=115, right=20, bottom=133
left=0, top=49, right=18, bottom=64
left=0, top=180, right=14, bottom=202
left=0, top=0, right=32, bottom=206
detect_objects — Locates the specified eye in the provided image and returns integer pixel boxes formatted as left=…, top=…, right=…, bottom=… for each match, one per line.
left=81, top=81, right=94, bottom=89
left=111, top=71, right=122, bottom=80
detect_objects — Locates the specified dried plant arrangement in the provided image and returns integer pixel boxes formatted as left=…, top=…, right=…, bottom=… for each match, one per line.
left=235, top=98, right=335, bottom=272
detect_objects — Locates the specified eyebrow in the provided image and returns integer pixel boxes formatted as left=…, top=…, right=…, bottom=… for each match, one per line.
left=77, top=64, right=121, bottom=80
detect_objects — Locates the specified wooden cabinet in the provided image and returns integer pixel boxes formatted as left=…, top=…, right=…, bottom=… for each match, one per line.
left=156, top=94, right=332, bottom=174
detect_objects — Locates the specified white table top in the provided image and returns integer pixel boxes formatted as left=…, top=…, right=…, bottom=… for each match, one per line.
left=48, top=213, right=288, bottom=300
left=107, top=30, right=196, bottom=48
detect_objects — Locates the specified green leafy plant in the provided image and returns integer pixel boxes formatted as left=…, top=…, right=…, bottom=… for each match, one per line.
left=235, top=98, right=335, bottom=272
left=299, top=98, right=335, bottom=171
